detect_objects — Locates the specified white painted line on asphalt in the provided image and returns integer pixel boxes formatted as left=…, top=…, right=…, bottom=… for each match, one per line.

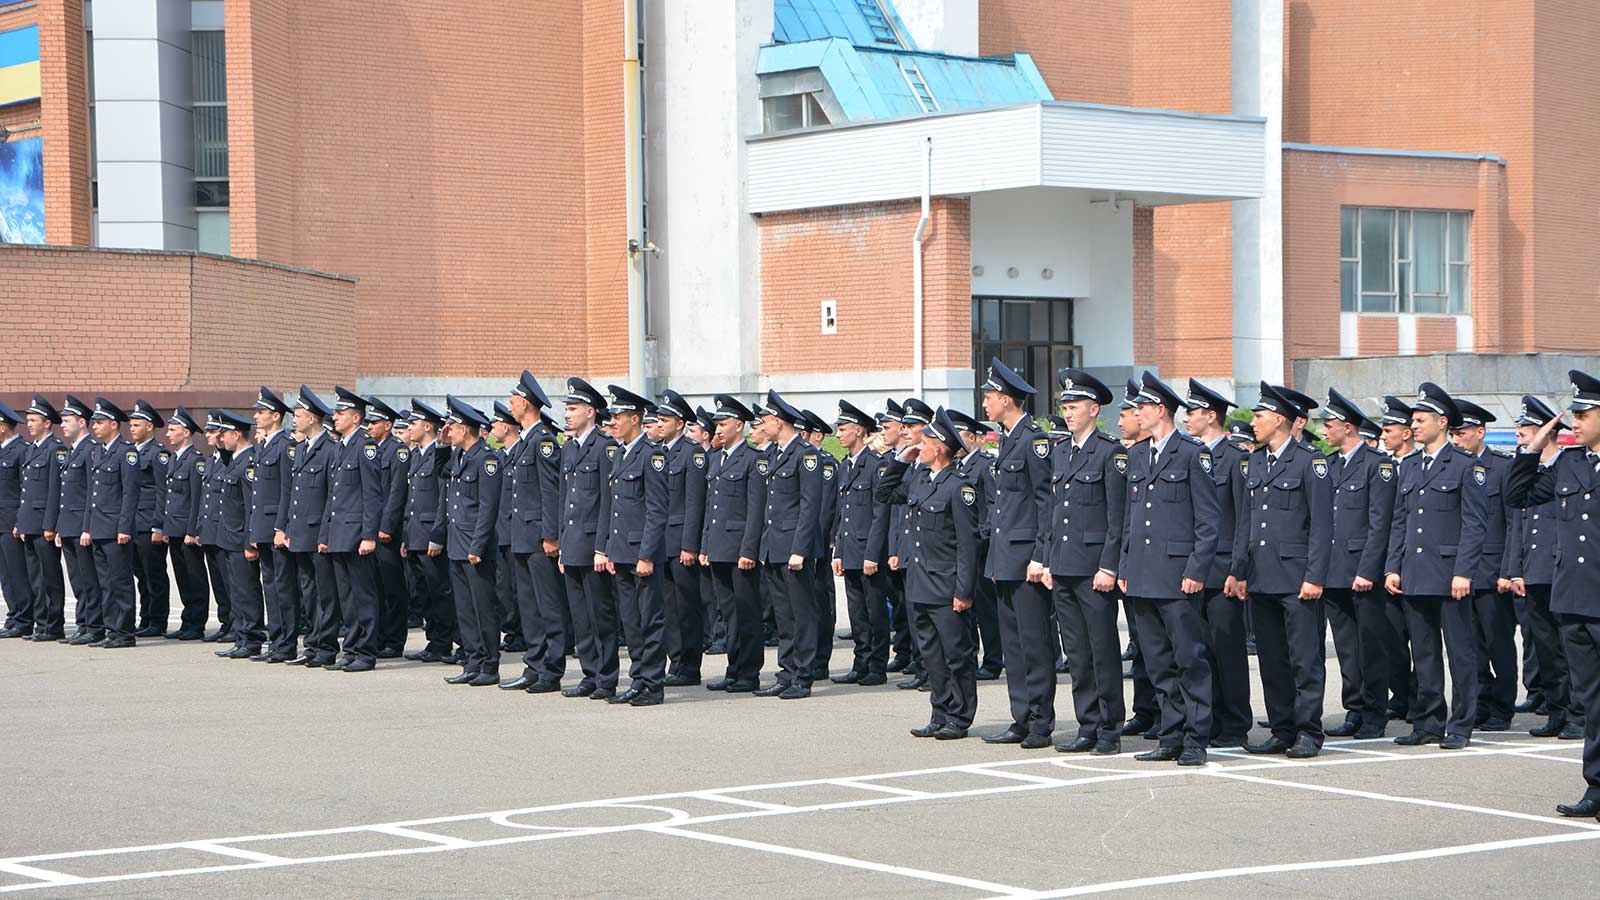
left=645, top=824, right=1030, bottom=896
left=0, top=864, right=82, bottom=887
left=960, top=766, right=1078, bottom=786
left=181, top=843, right=290, bottom=864
left=689, top=792, right=793, bottom=811
left=365, top=826, right=476, bottom=849
left=829, top=779, right=936, bottom=798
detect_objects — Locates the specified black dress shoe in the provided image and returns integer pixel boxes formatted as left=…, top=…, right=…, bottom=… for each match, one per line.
left=215, top=646, right=238, bottom=658
left=1325, top=719, right=1361, bottom=738
left=1092, top=738, right=1122, bottom=755
left=1210, top=734, right=1248, bottom=749
left=831, top=670, right=864, bottom=685
left=982, top=729, right=1026, bottom=745
left=249, top=651, right=274, bottom=662
left=562, top=684, right=596, bottom=698
left=467, top=672, right=498, bottom=686
left=1439, top=733, right=1470, bottom=750
left=1020, top=733, right=1051, bottom=750
left=705, top=677, right=732, bottom=691
left=325, top=659, right=350, bottom=671
left=444, top=650, right=464, bottom=665
left=343, top=659, right=376, bottom=673
left=629, top=691, right=664, bottom=707
left=1285, top=735, right=1321, bottom=759
left=1177, top=747, right=1208, bottom=766
left=101, top=637, right=136, bottom=649
left=753, top=682, right=788, bottom=697
left=1530, top=717, right=1568, bottom=738
left=934, top=724, right=968, bottom=740
left=1246, top=736, right=1292, bottom=755
left=1055, top=736, right=1097, bottom=753
left=706, top=640, right=726, bottom=654
left=216, top=630, right=236, bottom=644
left=1120, top=641, right=1136, bottom=661
left=1121, top=715, right=1154, bottom=737
left=1478, top=717, right=1511, bottom=732
left=1515, top=695, right=1544, bottom=714
left=88, top=637, right=112, bottom=648
left=1559, top=721, right=1584, bottom=740
left=897, top=673, right=928, bottom=690
left=285, top=655, right=311, bottom=666
left=499, top=675, right=537, bottom=691
left=588, top=688, right=616, bottom=701
left=835, top=629, right=853, bottom=641
left=608, top=687, right=643, bottom=705
left=724, top=679, right=759, bottom=693
left=1135, top=745, right=1181, bottom=762
left=67, top=632, right=98, bottom=646
left=1394, top=730, right=1443, bottom=746
left=0, top=626, right=32, bottom=639
left=133, top=625, right=163, bottom=638
left=376, top=646, right=403, bottom=660
left=975, top=668, right=1001, bottom=681
left=265, top=655, right=291, bottom=664
left=911, top=723, right=941, bottom=738
left=445, top=671, right=480, bottom=685
left=29, top=631, right=65, bottom=642
left=887, top=656, right=910, bottom=673
left=1354, top=725, right=1387, bottom=739
left=303, top=657, right=327, bottom=669
left=405, top=648, right=454, bottom=663
left=664, top=672, right=701, bottom=687
left=778, top=684, right=811, bottom=700
left=525, top=678, right=561, bottom=694
left=1556, top=798, right=1600, bottom=818
left=859, top=672, right=887, bottom=686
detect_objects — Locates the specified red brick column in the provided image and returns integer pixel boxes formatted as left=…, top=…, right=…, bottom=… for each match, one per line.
left=36, top=0, right=92, bottom=246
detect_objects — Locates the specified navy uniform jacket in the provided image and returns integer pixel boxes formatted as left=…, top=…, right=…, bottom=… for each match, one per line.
left=680, top=441, right=709, bottom=556
left=559, top=428, right=608, bottom=565
left=659, top=436, right=701, bottom=557
left=320, top=428, right=383, bottom=552
left=984, top=416, right=1052, bottom=581
left=495, top=442, right=520, bottom=549
left=1323, top=443, right=1397, bottom=587
left=878, top=457, right=979, bottom=605
left=398, top=442, right=448, bottom=551
left=758, top=436, right=822, bottom=564
left=598, top=437, right=668, bottom=565
left=278, top=435, right=333, bottom=552
left=1238, top=439, right=1334, bottom=594
left=215, top=446, right=254, bottom=553
left=371, top=434, right=405, bottom=539
left=1120, top=431, right=1220, bottom=599
left=1047, top=430, right=1127, bottom=578
left=1203, top=438, right=1247, bottom=589
left=1503, top=456, right=1558, bottom=587
left=701, top=441, right=765, bottom=564
left=1505, top=447, right=1600, bottom=617
left=1384, top=444, right=1489, bottom=596
left=17, top=434, right=65, bottom=536
left=444, top=439, right=501, bottom=562
left=379, top=442, right=412, bottom=539
left=57, top=437, right=96, bottom=538
left=196, top=450, right=231, bottom=546
left=884, top=459, right=915, bottom=562
left=502, top=424, right=560, bottom=553
left=87, top=436, right=141, bottom=540
left=833, top=448, right=889, bottom=569
left=1470, top=448, right=1517, bottom=590
left=247, top=431, right=288, bottom=545
left=957, top=447, right=996, bottom=542
left=813, top=450, right=838, bottom=560
left=132, top=439, right=169, bottom=534
left=0, top=435, right=26, bottom=533
left=160, top=443, right=204, bottom=540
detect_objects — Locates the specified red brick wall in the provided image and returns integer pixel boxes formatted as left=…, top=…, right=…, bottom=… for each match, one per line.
left=1131, top=206, right=1155, bottom=363
left=1357, top=316, right=1398, bottom=356
left=759, top=198, right=971, bottom=375
left=0, top=247, right=355, bottom=393
left=1414, top=316, right=1456, bottom=355
left=35, top=0, right=90, bottom=247
left=582, top=0, right=629, bottom=377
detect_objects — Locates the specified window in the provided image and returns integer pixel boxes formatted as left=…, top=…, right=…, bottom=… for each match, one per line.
left=192, top=30, right=228, bottom=205
left=1340, top=207, right=1470, bottom=314
left=762, top=92, right=829, bottom=134
left=972, top=296, right=1080, bottom=418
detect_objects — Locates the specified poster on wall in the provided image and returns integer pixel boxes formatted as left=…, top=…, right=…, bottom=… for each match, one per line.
left=0, top=135, right=44, bottom=244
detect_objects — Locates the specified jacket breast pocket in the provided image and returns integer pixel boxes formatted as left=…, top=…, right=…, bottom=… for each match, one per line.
left=1000, top=458, right=1028, bottom=489
left=1557, top=482, right=1582, bottom=520
left=1073, top=470, right=1105, bottom=504
left=1271, top=477, right=1303, bottom=509
left=618, top=471, right=643, bottom=497
left=1425, top=481, right=1460, bottom=511
left=1158, top=469, right=1189, bottom=502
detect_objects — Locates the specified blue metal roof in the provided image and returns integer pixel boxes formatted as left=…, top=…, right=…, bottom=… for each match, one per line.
left=773, top=0, right=917, bottom=50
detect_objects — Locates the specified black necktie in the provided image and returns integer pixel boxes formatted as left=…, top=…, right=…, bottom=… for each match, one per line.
left=1424, top=455, right=1435, bottom=472
left=1588, top=452, right=1600, bottom=473
left=1266, top=453, right=1278, bottom=474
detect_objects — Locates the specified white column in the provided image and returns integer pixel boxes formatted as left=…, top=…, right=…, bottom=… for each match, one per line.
left=1230, top=0, right=1283, bottom=401
left=92, top=0, right=195, bottom=249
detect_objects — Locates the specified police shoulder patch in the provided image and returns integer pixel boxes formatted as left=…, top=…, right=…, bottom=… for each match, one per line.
left=196, top=459, right=206, bottom=474
left=822, top=461, right=835, bottom=480
left=651, top=453, right=666, bottom=472
left=397, top=448, right=410, bottom=462
left=758, top=458, right=770, bottom=475
left=540, top=440, right=556, bottom=458
left=158, top=451, right=170, bottom=465
left=287, top=444, right=297, bottom=459
left=1378, top=462, right=1394, bottom=482
left=1032, top=438, right=1050, bottom=459
left=1473, top=465, right=1486, bottom=486
left=1113, top=453, right=1128, bottom=474
left=246, top=466, right=256, bottom=482
left=960, top=484, right=976, bottom=506
left=1199, top=452, right=1212, bottom=474
left=55, top=449, right=67, bottom=463
left=692, top=452, right=705, bottom=469
left=607, top=445, right=618, bottom=460
left=1311, top=458, right=1328, bottom=479
left=125, top=450, right=139, bottom=465
left=1240, top=458, right=1250, bottom=476
left=363, top=444, right=377, bottom=460
left=484, top=458, right=499, bottom=476
left=803, top=454, right=818, bottom=472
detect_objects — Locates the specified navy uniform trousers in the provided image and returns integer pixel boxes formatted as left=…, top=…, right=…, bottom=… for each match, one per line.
left=1052, top=575, right=1125, bottom=743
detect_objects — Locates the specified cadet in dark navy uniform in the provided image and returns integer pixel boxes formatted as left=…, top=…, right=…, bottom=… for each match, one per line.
left=1384, top=382, right=1488, bottom=749
left=652, top=390, right=706, bottom=688
left=320, top=386, right=385, bottom=672
left=248, top=389, right=293, bottom=661
left=440, top=396, right=503, bottom=687
left=753, top=390, right=824, bottom=700
left=1182, top=378, right=1252, bottom=748
left=160, top=407, right=209, bottom=640
left=393, top=401, right=459, bottom=665
left=279, top=387, right=338, bottom=667
left=196, top=413, right=234, bottom=642
left=1042, top=370, right=1127, bottom=755
left=211, top=411, right=266, bottom=659
left=1318, top=389, right=1398, bottom=740
left=126, top=400, right=171, bottom=638
left=1237, top=384, right=1333, bottom=758
left=1506, top=370, right=1600, bottom=817
left=558, top=378, right=620, bottom=700
left=891, top=397, right=934, bottom=688
left=880, top=408, right=981, bottom=739
left=876, top=398, right=915, bottom=672
left=1378, top=393, right=1420, bottom=722
left=496, top=372, right=567, bottom=693
left=1120, top=372, right=1220, bottom=766
left=947, top=409, right=1003, bottom=680
left=1503, top=396, right=1581, bottom=741
left=699, top=394, right=765, bottom=693
left=56, top=396, right=104, bottom=644
left=15, top=396, right=66, bottom=641
left=0, top=400, right=31, bottom=639
left=830, top=400, right=890, bottom=686
left=595, top=385, right=669, bottom=706
left=801, top=410, right=839, bottom=680
left=363, top=395, right=410, bottom=658
left=84, top=398, right=141, bottom=647
left=1449, top=399, right=1519, bottom=730
left=975, top=359, right=1055, bottom=749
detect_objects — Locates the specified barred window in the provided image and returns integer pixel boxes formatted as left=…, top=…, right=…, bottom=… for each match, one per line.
left=1340, top=207, right=1469, bottom=315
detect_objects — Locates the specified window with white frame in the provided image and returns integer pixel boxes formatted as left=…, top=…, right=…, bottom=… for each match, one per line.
left=192, top=30, right=228, bottom=208
left=1340, top=207, right=1470, bottom=315
left=761, top=93, right=830, bottom=134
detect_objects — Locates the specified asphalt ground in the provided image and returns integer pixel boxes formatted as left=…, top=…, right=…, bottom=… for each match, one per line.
left=1, top=590, right=1595, bottom=898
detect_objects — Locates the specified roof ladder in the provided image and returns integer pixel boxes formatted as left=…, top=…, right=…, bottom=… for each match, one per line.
left=856, top=0, right=901, bottom=45
left=899, top=59, right=939, bottom=112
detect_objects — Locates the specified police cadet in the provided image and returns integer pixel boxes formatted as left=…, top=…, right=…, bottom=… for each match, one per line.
left=0, top=400, right=30, bottom=638
left=1278, top=387, right=1321, bottom=451
left=440, top=396, right=502, bottom=687
left=248, top=389, right=293, bottom=661
left=689, top=406, right=724, bottom=655
left=280, top=387, right=337, bottom=667
left=877, top=398, right=914, bottom=673
left=126, top=400, right=171, bottom=638
left=1449, top=399, right=1519, bottom=731
left=1318, top=388, right=1398, bottom=740
left=364, top=395, right=410, bottom=658
left=84, top=398, right=141, bottom=648
left=1042, top=369, right=1127, bottom=756
left=881, top=407, right=981, bottom=740
left=892, top=397, right=934, bottom=688
left=595, top=385, right=669, bottom=706
left=976, top=358, right=1055, bottom=750
left=394, top=401, right=459, bottom=665
left=320, top=386, right=384, bottom=673
left=14, top=397, right=65, bottom=641
left=497, top=372, right=567, bottom=694
left=197, top=413, right=234, bottom=643
left=212, top=411, right=266, bottom=659
left=1114, top=379, right=1160, bottom=737
left=652, top=390, right=706, bottom=688
left=1237, top=384, right=1333, bottom=759
left=1183, top=378, right=1251, bottom=748
left=1506, top=370, right=1600, bottom=819
left=700, top=394, right=765, bottom=693
left=161, top=407, right=209, bottom=641
left=801, top=410, right=839, bottom=681
left=947, top=408, right=1003, bottom=681
left=55, top=396, right=103, bottom=644
left=1504, top=395, right=1582, bottom=741
left=830, top=399, right=890, bottom=686
left=1384, top=382, right=1488, bottom=749
left=489, top=402, right=524, bottom=662
left=558, top=378, right=620, bottom=700
left=753, top=390, right=824, bottom=700
left=1226, top=420, right=1256, bottom=455
left=1120, top=372, right=1219, bottom=766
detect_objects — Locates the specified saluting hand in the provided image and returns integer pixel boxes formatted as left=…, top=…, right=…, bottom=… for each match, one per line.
left=1524, top=414, right=1564, bottom=454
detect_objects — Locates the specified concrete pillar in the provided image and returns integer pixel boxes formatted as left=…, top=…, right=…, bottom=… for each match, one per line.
left=91, top=0, right=194, bottom=249
left=894, top=0, right=979, bottom=55
left=1230, top=0, right=1283, bottom=400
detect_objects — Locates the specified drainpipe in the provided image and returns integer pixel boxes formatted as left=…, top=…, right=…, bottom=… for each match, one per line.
left=912, top=137, right=931, bottom=397
left=623, top=0, right=647, bottom=391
